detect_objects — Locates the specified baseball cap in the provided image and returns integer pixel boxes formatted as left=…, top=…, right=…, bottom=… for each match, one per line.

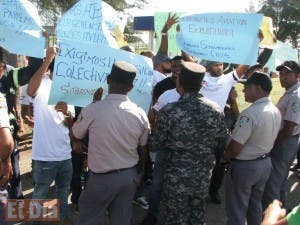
left=239, top=71, right=273, bottom=93
left=152, top=53, right=171, bottom=69
left=276, top=61, right=300, bottom=74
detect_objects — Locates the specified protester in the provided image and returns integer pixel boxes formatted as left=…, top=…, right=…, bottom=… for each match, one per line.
left=27, top=47, right=73, bottom=225
left=151, top=14, right=178, bottom=89
left=262, top=60, right=300, bottom=209
left=199, top=61, right=248, bottom=204
left=223, top=72, right=281, bottom=225
left=0, top=92, right=14, bottom=225
left=72, top=61, right=150, bottom=225
left=149, top=61, right=227, bottom=225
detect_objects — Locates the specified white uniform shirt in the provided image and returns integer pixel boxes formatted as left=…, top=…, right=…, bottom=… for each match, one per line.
left=231, top=97, right=281, bottom=160
left=31, top=76, right=72, bottom=161
left=276, top=82, right=300, bottom=136
left=72, top=94, right=150, bottom=173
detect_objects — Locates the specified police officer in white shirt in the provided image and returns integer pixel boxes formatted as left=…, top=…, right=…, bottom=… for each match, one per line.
left=223, top=72, right=281, bottom=225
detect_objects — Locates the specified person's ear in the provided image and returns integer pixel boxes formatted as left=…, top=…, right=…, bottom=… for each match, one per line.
left=127, top=84, right=133, bottom=92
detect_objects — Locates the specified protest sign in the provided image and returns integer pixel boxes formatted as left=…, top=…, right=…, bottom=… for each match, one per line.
left=48, top=41, right=153, bottom=112
left=176, top=13, right=263, bottom=65
left=56, top=0, right=118, bottom=48
left=0, top=0, right=45, bottom=58
left=154, top=12, right=183, bottom=54
left=260, top=16, right=277, bottom=48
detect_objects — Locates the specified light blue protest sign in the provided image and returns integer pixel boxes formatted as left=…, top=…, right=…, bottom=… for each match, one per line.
left=0, top=0, right=45, bottom=58
left=56, top=0, right=118, bottom=48
left=48, top=41, right=153, bottom=112
left=176, top=13, right=263, bottom=65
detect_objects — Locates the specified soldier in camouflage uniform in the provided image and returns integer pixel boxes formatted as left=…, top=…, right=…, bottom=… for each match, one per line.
left=149, top=61, right=227, bottom=225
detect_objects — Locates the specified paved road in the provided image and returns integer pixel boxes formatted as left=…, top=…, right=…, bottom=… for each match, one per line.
left=14, top=131, right=300, bottom=225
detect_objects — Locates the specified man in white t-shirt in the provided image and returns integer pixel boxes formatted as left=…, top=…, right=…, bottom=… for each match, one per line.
left=203, top=61, right=248, bottom=204
left=153, top=62, right=247, bottom=113
left=27, top=47, right=73, bottom=224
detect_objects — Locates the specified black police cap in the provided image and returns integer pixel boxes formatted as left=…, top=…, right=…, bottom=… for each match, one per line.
left=276, top=60, right=300, bottom=74
left=240, top=71, right=272, bottom=93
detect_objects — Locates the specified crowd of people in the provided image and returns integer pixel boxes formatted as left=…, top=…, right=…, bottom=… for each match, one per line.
left=0, top=15, right=300, bottom=225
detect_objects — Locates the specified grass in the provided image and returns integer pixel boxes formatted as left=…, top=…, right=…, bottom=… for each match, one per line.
left=235, top=77, right=285, bottom=112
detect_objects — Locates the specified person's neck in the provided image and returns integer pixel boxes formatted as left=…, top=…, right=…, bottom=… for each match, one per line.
left=209, top=73, right=222, bottom=77
left=109, top=90, right=128, bottom=95
left=253, top=94, right=268, bottom=103
left=285, top=82, right=297, bottom=90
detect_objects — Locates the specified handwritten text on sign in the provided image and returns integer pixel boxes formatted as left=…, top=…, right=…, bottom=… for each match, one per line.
left=48, top=41, right=153, bottom=112
left=0, top=0, right=45, bottom=58
left=176, top=13, right=263, bottom=65
left=56, top=0, right=117, bottom=47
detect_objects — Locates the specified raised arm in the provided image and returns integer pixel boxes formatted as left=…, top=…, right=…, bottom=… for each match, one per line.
left=157, top=13, right=179, bottom=54
left=27, top=47, right=57, bottom=97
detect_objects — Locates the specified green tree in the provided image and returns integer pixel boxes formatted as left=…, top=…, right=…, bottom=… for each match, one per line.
left=259, top=0, right=300, bottom=48
left=30, top=0, right=147, bottom=25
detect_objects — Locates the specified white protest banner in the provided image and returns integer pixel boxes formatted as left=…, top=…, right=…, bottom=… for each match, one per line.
left=56, top=0, right=118, bottom=48
left=0, top=0, right=45, bottom=58
left=48, top=41, right=153, bottom=112
left=176, top=13, right=263, bottom=65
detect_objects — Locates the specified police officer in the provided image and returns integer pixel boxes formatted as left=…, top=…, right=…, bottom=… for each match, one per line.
left=150, top=61, right=227, bottom=225
left=263, top=60, right=300, bottom=209
left=223, top=72, right=281, bottom=225
left=0, top=92, right=14, bottom=224
left=72, top=61, right=150, bottom=225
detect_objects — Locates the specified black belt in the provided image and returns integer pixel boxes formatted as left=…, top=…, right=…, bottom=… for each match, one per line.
left=92, top=165, right=136, bottom=175
left=232, top=153, right=270, bottom=161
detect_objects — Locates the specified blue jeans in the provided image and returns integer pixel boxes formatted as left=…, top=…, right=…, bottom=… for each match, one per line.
left=32, top=159, right=73, bottom=220
left=148, top=149, right=169, bottom=218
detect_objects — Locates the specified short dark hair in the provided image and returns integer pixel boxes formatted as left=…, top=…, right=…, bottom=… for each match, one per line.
left=178, top=73, right=202, bottom=92
left=178, top=61, right=206, bottom=92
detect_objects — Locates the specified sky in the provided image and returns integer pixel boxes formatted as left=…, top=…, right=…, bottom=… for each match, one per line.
left=131, top=0, right=262, bottom=16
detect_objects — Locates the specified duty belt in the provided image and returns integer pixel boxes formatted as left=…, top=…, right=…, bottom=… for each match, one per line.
left=92, top=165, right=136, bottom=175
left=233, top=153, right=270, bottom=161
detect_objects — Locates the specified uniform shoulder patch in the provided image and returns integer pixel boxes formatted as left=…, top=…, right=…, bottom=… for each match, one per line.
left=291, top=102, right=300, bottom=113
left=238, top=116, right=250, bottom=127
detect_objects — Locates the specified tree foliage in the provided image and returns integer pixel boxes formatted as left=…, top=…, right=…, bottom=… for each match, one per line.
left=30, top=0, right=147, bottom=25
left=259, top=0, right=300, bottom=48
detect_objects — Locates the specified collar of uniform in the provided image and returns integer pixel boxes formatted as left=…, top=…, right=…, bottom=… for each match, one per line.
left=180, top=92, right=201, bottom=101
left=105, top=94, right=128, bottom=101
left=252, top=97, right=270, bottom=106
left=285, top=82, right=299, bottom=95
